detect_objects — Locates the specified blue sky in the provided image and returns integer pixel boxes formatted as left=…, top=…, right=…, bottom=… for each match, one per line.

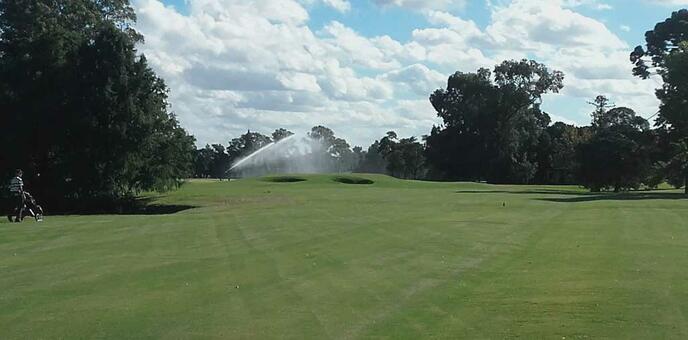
left=135, top=0, right=684, bottom=146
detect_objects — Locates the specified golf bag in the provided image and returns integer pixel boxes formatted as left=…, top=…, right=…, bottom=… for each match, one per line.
left=21, top=192, right=44, bottom=222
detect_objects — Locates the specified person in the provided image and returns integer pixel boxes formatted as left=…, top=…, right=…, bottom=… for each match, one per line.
left=7, top=169, right=25, bottom=223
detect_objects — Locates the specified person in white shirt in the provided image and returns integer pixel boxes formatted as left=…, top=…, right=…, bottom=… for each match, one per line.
left=7, top=169, right=24, bottom=223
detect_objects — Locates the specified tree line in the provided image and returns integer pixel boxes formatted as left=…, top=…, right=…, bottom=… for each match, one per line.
left=194, top=10, right=688, bottom=194
left=423, top=61, right=661, bottom=193
left=192, top=126, right=425, bottom=179
left=3, top=0, right=688, bottom=213
left=422, top=9, right=688, bottom=193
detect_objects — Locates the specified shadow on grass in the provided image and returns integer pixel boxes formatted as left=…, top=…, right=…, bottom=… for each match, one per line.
left=456, top=189, right=592, bottom=196
left=456, top=189, right=687, bottom=202
left=37, top=197, right=197, bottom=216
left=538, top=192, right=686, bottom=203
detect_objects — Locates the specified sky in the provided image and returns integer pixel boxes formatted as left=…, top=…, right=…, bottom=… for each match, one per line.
left=132, top=0, right=687, bottom=147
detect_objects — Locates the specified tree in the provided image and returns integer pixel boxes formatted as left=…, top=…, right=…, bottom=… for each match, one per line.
left=307, top=126, right=357, bottom=172
left=379, top=132, right=404, bottom=177
left=194, top=145, right=216, bottom=178
left=352, top=146, right=365, bottom=171
left=208, top=144, right=231, bottom=178
left=272, top=128, right=294, bottom=142
left=331, top=137, right=355, bottom=172
left=426, top=59, right=563, bottom=183
left=594, top=106, right=650, bottom=131
left=227, top=131, right=272, bottom=161
left=0, top=0, right=195, bottom=207
left=535, top=122, right=591, bottom=184
left=577, top=103, right=652, bottom=192
left=398, top=137, right=426, bottom=179
left=377, top=132, right=426, bottom=179
left=308, top=126, right=336, bottom=145
left=588, top=95, right=614, bottom=127
left=631, top=9, right=688, bottom=193
left=356, top=141, right=387, bottom=174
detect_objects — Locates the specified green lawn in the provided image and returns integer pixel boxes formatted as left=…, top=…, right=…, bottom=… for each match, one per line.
left=1, top=174, right=687, bottom=339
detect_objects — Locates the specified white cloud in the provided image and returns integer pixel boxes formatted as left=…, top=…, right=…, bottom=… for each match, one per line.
left=372, top=0, right=467, bottom=11
left=564, top=0, right=613, bottom=10
left=322, top=0, right=351, bottom=12
left=134, top=0, right=417, bottom=145
left=382, top=64, right=446, bottom=96
left=133, top=0, right=662, bottom=147
left=645, top=0, right=688, bottom=5
left=319, top=21, right=402, bottom=70
left=486, top=0, right=627, bottom=51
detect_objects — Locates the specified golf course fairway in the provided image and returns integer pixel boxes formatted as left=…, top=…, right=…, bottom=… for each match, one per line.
left=1, top=174, right=687, bottom=339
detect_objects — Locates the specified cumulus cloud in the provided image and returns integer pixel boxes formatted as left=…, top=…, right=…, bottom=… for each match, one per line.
left=487, top=0, right=626, bottom=51
left=372, top=0, right=467, bottom=11
left=323, top=0, right=351, bottom=12
left=133, top=0, right=662, bottom=147
left=564, top=0, right=613, bottom=10
left=382, top=64, right=446, bottom=96
left=645, top=0, right=688, bottom=5
left=134, top=0, right=414, bottom=145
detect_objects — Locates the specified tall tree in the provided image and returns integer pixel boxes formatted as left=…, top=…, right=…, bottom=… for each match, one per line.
left=356, top=141, right=387, bottom=174
left=272, top=128, right=294, bottom=142
left=193, top=145, right=216, bottom=178
left=378, top=132, right=426, bottom=179
left=0, top=0, right=195, bottom=206
left=209, top=144, right=231, bottom=178
left=535, top=122, right=591, bottom=184
left=631, top=9, right=688, bottom=193
left=588, top=95, right=615, bottom=128
left=426, top=59, right=563, bottom=183
left=227, top=131, right=273, bottom=161
left=308, top=126, right=336, bottom=145
left=577, top=104, right=652, bottom=192
left=307, top=126, right=357, bottom=172
left=352, top=146, right=365, bottom=171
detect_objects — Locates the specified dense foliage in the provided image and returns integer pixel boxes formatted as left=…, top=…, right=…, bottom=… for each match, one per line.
left=534, top=122, right=592, bottom=185
left=632, top=9, right=688, bottom=193
left=577, top=105, right=653, bottom=192
left=425, top=60, right=563, bottom=183
left=0, top=0, right=195, bottom=209
left=5, top=4, right=688, bottom=200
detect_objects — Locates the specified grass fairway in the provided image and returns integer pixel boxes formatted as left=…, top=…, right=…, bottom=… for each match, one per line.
left=1, top=174, right=688, bottom=339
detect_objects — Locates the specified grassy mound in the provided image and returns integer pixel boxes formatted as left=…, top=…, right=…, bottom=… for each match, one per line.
left=332, top=175, right=374, bottom=185
left=263, top=176, right=307, bottom=183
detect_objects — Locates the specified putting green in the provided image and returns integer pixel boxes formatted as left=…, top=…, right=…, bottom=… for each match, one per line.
left=1, top=174, right=687, bottom=339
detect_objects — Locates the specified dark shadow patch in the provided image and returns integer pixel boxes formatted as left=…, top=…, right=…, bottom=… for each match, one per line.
left=12, top=196, right=197, bottom=216
left=456, top=188, right=686, bottom=202
left=44, top=203, right=197, bottom=216
left=263, top=176, right=307, bottom=183
left=456, top=189, right=592, bottom=196
left=0, top=188, right=197, bottom=216
left=333, top=176, right=374, bottom=185
left=538, top=192, right=687, bottom=203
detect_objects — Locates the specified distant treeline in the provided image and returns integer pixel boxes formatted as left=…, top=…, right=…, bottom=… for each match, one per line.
left=196, top=10, right=688, bottom=193
left=193, top=127, right=426, bottom=180
left=3, top=0, right=688, bottom=213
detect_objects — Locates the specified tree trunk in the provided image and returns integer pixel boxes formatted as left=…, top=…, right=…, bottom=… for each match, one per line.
left=685, top=172, right=688, bottom=195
